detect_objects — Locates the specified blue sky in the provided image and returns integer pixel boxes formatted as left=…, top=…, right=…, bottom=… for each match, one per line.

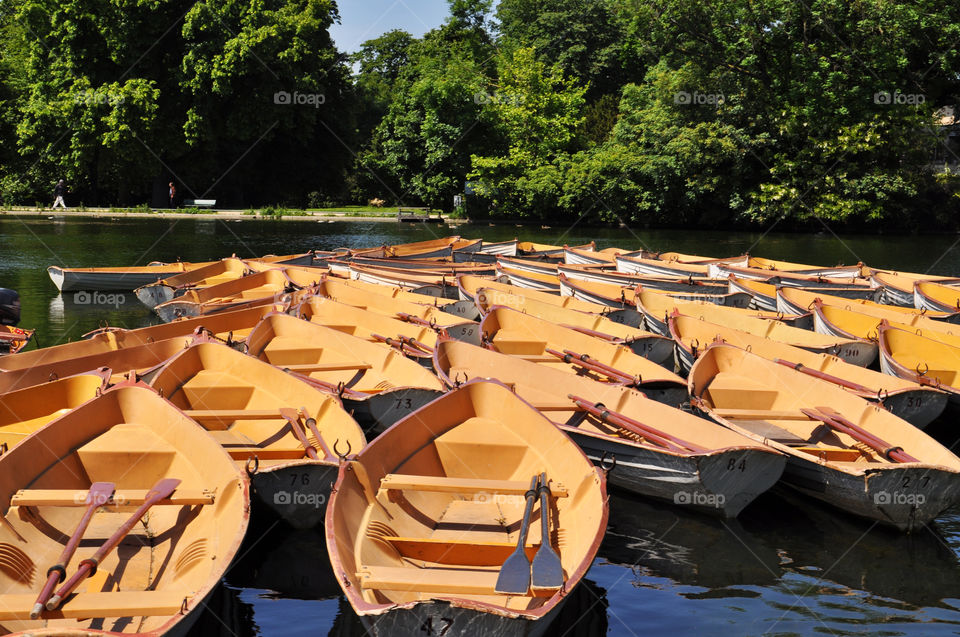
left=331, top=0, right=452, bottom=53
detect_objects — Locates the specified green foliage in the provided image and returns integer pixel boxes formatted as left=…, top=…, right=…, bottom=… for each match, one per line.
left=468, top=47, right=587, bottom=218
left=2, top=0, right=959, bottom=227
left=358, top=2, right=498, bottom=211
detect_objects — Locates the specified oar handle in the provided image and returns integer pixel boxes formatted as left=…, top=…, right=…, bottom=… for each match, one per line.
left=517, top=475, right=540, bottom=548
left=280, top=408, right=320, bottom=461
left=538, top=472, right=550, bottom=542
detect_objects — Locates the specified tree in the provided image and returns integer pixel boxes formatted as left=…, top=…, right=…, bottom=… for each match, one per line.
left=495, top=0, right=629, bottom=99
left=352, top=30, right=415, bottom=141
left=468, top=47, right=587, bottom=218
left=358, top=1, right=498, bottom=210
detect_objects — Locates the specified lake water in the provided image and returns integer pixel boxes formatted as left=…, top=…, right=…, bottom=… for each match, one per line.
left=3, top=215, right=960, bottom=636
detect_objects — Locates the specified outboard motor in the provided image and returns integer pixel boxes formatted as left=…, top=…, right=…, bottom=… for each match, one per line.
left=0, top=289, right=21, bottom=326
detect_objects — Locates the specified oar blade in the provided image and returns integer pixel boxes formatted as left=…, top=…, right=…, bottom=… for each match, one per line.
left=531, top=549, right=564, bottom=593
left=494, top=550, right=531, bottom=595
left=147, top=478, right=181, bottom=502
left=86, top=481, right=115, bottom=506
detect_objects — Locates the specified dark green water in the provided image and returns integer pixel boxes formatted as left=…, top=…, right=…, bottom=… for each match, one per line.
left=4, top=214, right=960, bottom=636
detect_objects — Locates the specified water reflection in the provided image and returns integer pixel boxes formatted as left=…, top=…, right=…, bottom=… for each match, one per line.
left=219, top=523, right=610, bottom=636
left=601, top=488, right=960, bottom=632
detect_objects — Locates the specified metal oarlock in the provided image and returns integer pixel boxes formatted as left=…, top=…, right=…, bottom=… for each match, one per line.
left=599, top=452, right=617, bottom=475
left=334, top=439, right=352, bottom=461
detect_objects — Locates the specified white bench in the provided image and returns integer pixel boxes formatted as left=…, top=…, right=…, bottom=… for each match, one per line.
left=184, top=199, right=217, bottom=208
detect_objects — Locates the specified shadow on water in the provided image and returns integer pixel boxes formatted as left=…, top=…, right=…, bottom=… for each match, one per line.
left=600, top=488, right=960, bottom=632
left=194, top=522, right=610, bottom=636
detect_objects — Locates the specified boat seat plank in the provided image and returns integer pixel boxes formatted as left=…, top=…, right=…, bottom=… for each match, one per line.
left=0, top=591, right=187, bottom=620
left=185, top=409, right=284, bottom=421
left=12, top=488, right=215, bottom=507
left=379, top=474, right=568, bottom=498
left=282, top=362, right=373, bottom=372
left=224, top=448, right=314, bottom=461
left=357, top=565, right=505, bottom=595
left=713, top=408, right=812, bottom=421
left=383, top=536, right=538, bottom=566
left=795, top=447, right=865, bottom=462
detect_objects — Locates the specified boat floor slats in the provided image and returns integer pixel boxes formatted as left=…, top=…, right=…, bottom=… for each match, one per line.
left=383, top=536, right=538, bottom=566
left=716, top=418, right=809, bottom=445
left=12, top=488, right=215, bottom=507
left=357, top=565, right=504, bottom=595
left=0, top=591, right=187, bottom=620
left=379, top=474, right=568, bottom=497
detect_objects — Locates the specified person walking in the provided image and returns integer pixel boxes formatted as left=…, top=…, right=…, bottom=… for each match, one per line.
left=168, top=182, right=176, bottom=208
left=51, top=179, right=67, bottom=209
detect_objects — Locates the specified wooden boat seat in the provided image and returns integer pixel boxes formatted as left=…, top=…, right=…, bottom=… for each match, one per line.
left=382, top=536, right=539, bottom=566
left=0, top=591, right=187, bottom=620
left=794, top=447, right=865, bottom=462
left=12, top=488, right=214, bottom=507
left=490, top=330, right=548, bottom=355
left=357, top=565, right=505, bottom=595
left=205, top=430, right=314, bottom=461
left=378, top=474, right=568, bottom=497
left=180, top=371, right=255, bottom=415
left=704, top=375, right=778, bottom=409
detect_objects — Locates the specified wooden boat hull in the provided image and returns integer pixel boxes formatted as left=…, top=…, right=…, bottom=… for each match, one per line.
left=134, top=258, right=249, bottom=308
left=246, top=313, right=444, bottom=393
left=0, top=371, right=110, bottom=450
left=565, top=428, right=785, bottom=518
left=326, top=380, right=608, bottom=627
left=497, top=267, right=560, bottom=293
left=871, top=273, right=915, bottom=307
left=353, top=598, right=565, bottom=637
left=47, top=263, right=202, bottom=292
left=342, top=387, right=447, bottom=439
left=149, top=341, right=366, bottom=530
left=778, top=458, right=960, bottom=532
left=669, top=314, right=948, bottom=428
left=434, top=340, right=786, bottom=516
left=616, top=254, right=707, bottom=278
left=877, top=325, right=960, bottom=405
left=0, top=337, right=191, bottom=393
left=915, top=281, right=960, bottom=313
left=478, top=239, right=519, bottom=256
left=249, top=462, right=339, bottom=530
left=480, top=307, right=686, bottom=404
left=689, top=344, right=960, bottom=531
left=0, top=383, right=249, bottom=633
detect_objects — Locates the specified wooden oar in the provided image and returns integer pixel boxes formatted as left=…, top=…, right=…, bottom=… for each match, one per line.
left=495, top=475, right=540, bottom=595
left=773, top=359, right=874, bottom=394
left=300, top=407, right=335, bottom=460
left=279, top=408, right=320, bottom=461
left=804, top=406, right=919, bottom=463
left=46, top=478, right=181, bottom=611
left=569, top=395, right=708, bottom=454
left=543, top=347, right=634, bottom=383
left=530, top=472, right=563, bottom=594
left=31, top=482, right=115, bottom=619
